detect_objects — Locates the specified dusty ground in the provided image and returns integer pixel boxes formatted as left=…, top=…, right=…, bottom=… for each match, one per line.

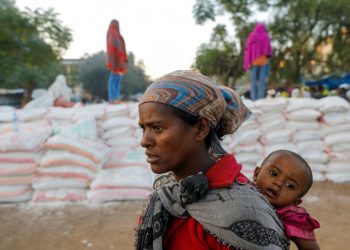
left=0, top=182, right=349, bottom=250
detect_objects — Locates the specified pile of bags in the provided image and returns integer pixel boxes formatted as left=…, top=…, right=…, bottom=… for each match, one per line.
left=33, top=134, right=109, bottom=202
left=0, top=106, right=51, bottom=202
left=0, top=95, right=349, bottom=204
left=233, top=97, right=350, bottom=181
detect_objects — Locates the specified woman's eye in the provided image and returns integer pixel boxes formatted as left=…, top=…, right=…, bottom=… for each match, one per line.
left=286, top=183, right=295, bottom=190
left=153, top=126, right=162, bottom=132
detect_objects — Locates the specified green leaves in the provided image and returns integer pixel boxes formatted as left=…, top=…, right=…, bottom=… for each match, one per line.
left=79, top=52, right=150, bottom=101
left=0, top=0, right=72, bottom=103
left=193, top=0, right=350, bottom=87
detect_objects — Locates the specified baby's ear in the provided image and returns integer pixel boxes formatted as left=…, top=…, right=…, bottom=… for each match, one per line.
left=253, top=167, right=261, bottom=182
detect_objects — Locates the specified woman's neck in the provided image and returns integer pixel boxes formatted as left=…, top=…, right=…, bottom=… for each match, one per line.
left=174, top=154, right=216, bottom=181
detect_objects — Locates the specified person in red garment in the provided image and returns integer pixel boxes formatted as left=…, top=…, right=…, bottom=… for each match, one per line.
left=106, top=19, right=128, bottom=103
left=135, top=70, right=289, bottom=249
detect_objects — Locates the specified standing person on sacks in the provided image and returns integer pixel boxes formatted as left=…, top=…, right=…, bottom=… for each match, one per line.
left=244, top=23, right=273, bottom=101
left=135, top=70, right=289, bottom=250
left=106, top=19, right=128, bottom=103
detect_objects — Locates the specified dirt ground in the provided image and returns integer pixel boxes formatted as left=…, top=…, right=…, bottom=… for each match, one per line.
left=0, top=182, right=349, bottom=250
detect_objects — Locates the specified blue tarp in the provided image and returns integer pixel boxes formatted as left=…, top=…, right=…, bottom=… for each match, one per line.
left=305, top=73, right=350, bottom=89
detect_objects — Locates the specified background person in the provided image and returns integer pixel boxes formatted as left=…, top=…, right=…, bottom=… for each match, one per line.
left=106, top=19, right=128, bottom=103
left=244, top=23, right=273, bottom=101
left=136, top=70, right=289, bottom=249
left=337, top=83, right=350, bottom=101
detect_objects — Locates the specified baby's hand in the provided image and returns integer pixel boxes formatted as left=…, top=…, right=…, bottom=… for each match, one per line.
left=292, top=237, right=320, bottom=250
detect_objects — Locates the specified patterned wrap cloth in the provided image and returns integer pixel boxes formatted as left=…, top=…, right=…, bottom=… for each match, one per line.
left=139, top=70, right=251, bottom=136
left=135, top=170, right=289, bottom=250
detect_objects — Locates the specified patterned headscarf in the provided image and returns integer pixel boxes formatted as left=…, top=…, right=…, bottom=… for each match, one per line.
left=139, top=70, right=251, bottom=136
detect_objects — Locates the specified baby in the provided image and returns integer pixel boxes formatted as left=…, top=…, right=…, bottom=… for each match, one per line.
left=253, top=150, right=320, bottom=250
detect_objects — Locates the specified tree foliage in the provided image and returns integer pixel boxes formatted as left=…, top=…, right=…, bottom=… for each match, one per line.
left=193, top=0, right=350, bottom=87
left=79, top=51, right=150, bottom=101
left=194, top=24, right=242, bottom=87
left=0, top=0, right=72, bottom=102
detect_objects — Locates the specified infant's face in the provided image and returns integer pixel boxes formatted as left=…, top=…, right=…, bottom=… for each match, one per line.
left=253, top=152, right=309, bottom=207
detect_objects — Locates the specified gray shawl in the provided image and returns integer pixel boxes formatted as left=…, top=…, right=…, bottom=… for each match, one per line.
left=135, top=172, right=289, bottom=250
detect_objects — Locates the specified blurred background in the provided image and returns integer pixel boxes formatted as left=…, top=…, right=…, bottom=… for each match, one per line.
left=1, top=0, right=350, bottom=107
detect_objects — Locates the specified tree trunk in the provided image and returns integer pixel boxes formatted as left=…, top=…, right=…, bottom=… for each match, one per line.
left=21, top=81, right=36, bottom=107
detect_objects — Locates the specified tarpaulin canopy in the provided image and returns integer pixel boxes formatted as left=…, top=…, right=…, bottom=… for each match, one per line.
left=305, top=73, right=350, bottom=89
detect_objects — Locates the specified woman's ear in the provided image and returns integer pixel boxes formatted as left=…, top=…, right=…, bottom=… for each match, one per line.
left=195, top=117, right=211, bottom=141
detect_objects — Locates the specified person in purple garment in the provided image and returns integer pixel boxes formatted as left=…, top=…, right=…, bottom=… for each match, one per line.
left=244, top=23, right=273, bottom=101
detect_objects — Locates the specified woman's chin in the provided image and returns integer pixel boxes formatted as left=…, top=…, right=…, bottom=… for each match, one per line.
left=150, top=165, right=165, bottom=175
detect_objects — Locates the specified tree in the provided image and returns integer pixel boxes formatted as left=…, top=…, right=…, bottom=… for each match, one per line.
left=193, top=24, right=243, bottom=87
left=268, top=0, right=350, bottom=84
left=79, top=51, right=150, bottom=101
left=193, top=0, right=350, bottom=87
left=122, top=53, right=151, bottom=98
left=0, top=0, right=72, bottom=103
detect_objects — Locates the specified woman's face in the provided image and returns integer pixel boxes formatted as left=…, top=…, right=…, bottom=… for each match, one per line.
left=138, top=102, right=200, bottom=178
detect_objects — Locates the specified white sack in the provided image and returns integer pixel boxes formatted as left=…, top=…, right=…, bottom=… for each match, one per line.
left=260, top=129, right=292, bottom=145
left=319, top=96, right=350, bottom=113
left=254, top=98, right=288, bottom=113
left=324, top=132, right=350, bottom=146
left=293, top=130, right=323, bottom=143
left=286, top=109, right=321, bottom=122
left=286, top=98, right=321, bottom=112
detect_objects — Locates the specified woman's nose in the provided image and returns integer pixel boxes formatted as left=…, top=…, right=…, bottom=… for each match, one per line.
left=140, top=129, right=153, bottom=148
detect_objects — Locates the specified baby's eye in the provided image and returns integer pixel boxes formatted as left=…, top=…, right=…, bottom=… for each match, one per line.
left=269, top=170, right=277, bottom=177
left=286, top=183, right=295, bottom=190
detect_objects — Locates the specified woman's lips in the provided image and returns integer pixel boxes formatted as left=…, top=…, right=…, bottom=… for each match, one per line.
left=145, top=153, right=159, bottom=164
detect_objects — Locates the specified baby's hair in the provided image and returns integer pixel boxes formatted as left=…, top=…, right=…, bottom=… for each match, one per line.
left=261, top=150, right=313, bottom=198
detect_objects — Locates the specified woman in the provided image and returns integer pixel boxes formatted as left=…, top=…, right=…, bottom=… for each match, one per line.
left=106, top=19, right=128, bottom=103
left=135, top=70, right=289, bottom=249
left=244, top=23, right=273, bottom=101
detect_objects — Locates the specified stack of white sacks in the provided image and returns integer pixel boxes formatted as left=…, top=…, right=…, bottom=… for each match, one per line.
left=0, top=106, right=51, bottom=202
left=233, top=98, right=291, bottom=179
left=228, top=99, right=263, bottom=178
left=255, top=98, right=292, bottom=155
left=32, top=116, right=110, bottom=202
left=285, top=98, right=326, bottom=181
left=1, top=95, right=350, bottom=204
left=72, top=103, right=107, bottom=138
left=88, top=102, right=154, bottom=202
left=100, top=103, right=139, bottom=149
left=319, top=97, right=350, bottom=182
left=230, top=96, right=350, bottom=183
